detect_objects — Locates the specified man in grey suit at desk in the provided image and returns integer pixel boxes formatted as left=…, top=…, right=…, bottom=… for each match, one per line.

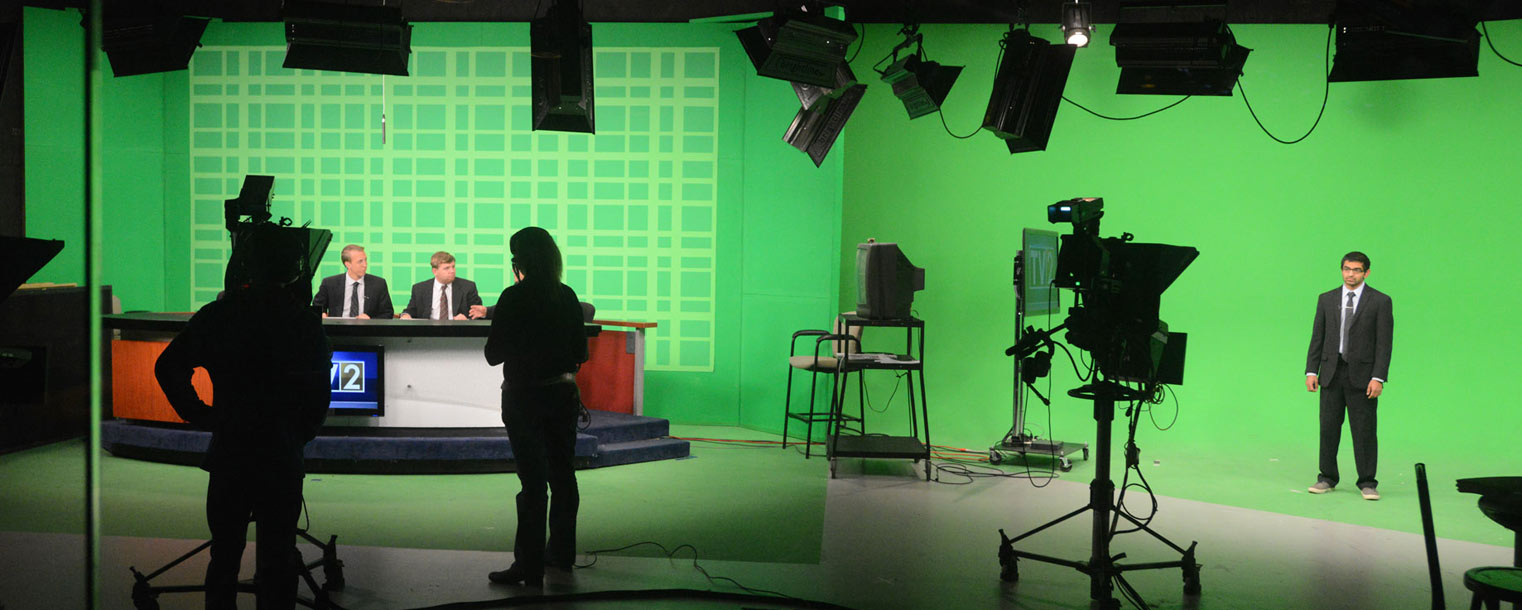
left=1305, top=251, right=1393, bottom=501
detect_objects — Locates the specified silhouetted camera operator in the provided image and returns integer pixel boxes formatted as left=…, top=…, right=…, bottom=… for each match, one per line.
left=155, top=223, right=332, bottom=610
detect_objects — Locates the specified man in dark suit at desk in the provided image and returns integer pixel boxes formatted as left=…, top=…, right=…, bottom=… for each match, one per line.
left=312, top=244, right=394, bottom=319
left=400, top=251, right=487, bottom=320
left=1306, top=251, right=1393, bottom=501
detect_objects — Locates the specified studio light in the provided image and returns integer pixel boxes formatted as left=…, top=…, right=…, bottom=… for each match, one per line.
left=102, top=9, right=210, bottom=77
left=878, top=27, right=964, bottom=120
left=1328, top=0, right=1484, bottom=82
left=531, top=0, right=596, bottom=133
left=1061, top=2, right=1093, bottom=48
left=982, top=29, right=1075, bottom=154
left=736, top=7, right=857, bottom=88
left=783, top=63, right=865, bottom=166
left=283, top=1, right=412, bottom=76
left=1110, top=21, right=1250, bottom=95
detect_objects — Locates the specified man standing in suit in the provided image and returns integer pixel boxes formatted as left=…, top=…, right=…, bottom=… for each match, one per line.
left=313, top=244, right=394, bottom=319
left=400, top=251, right=487, bottom=320
left=1306, top=251, right=1393, bottom=500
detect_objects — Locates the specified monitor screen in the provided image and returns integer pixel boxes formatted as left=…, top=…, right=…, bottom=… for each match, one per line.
left=329, top=344, right=384, bottom=416
left=855, top=242, right=925, bottom=320
left=1022, top=228, right=1060, bottom=316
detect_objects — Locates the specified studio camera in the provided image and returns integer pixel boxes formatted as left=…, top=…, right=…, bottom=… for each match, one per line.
left=223, top=175, right=332, bottom=307
left=1022, top=197, right=1197, bottom=387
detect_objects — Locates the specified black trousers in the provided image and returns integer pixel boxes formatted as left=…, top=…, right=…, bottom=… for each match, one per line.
left=205, top=469, right=305, bottom=610
left=502, top=382, right=581, bottom=573
left=1318, top=360, right=1379, bottom=489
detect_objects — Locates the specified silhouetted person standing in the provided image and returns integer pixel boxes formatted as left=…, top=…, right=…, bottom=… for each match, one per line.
left=156, top=225, right=332, bottom=609
left=1305, top=251, right=1393, bottom=501
left=484, top=227, right=588, bottom=587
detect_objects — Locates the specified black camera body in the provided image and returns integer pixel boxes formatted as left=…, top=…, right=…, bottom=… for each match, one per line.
left=1047, top=198, right=1196, bottom=385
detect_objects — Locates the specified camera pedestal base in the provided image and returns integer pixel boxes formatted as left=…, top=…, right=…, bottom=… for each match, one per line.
left=996, top=381, right=1201, bottom=609
left=129, top=528, right=345, bottom=610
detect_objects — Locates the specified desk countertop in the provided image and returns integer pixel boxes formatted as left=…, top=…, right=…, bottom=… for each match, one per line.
left=103, top=313, right=606, bottom=338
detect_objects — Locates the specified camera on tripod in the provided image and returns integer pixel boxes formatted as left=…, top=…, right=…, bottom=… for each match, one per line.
left=222, top=175, right=332, bottom=308
left=998, top=197, right=1202, bottom=609
left=1011, top=197, right=1196, bottom=387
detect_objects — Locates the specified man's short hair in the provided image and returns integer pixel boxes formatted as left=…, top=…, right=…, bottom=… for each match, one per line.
left=340, top=244, right=365, bottom=264
left=430, top=251, right=455, bottom=269
left=1342, top=251, right=1371, bottom=271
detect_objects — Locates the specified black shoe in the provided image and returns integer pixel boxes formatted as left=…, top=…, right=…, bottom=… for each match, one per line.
left=544, top=557, right=575, bottom=573
left=488, top=564, right=543, bottom=587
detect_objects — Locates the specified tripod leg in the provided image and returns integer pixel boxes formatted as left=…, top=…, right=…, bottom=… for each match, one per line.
left=321, top=534, right=345, bottom=591
left=1182, top=541, right=1202, bottom=595
left=129, top=567, right=160, bottom=610
left=997, top=529, right=1019, bottom=583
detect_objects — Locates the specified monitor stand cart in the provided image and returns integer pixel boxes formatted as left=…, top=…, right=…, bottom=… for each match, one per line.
left=990, top=252, right=1087, bottom=471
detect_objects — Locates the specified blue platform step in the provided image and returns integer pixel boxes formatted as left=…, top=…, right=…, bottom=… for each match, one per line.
left=102, top=410, right=690, bottom=474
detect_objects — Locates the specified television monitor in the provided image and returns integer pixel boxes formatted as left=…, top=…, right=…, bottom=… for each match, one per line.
left=855, top=242, right=925, bottom=320
left=329, top=344, right=384, bottom=416
left=1021, top=228, right=1060, bottom=317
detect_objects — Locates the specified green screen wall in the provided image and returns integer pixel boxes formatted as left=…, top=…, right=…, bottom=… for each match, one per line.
left=839, top=21, right=1522, bottom=513
left=22, top=8, right=845, bottom=427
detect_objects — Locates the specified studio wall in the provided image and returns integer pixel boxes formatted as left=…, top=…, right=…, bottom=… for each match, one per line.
left=839, top=22, right=1522, bottom=504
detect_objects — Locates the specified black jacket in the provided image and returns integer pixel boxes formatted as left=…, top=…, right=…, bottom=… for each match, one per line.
left=484, top=281, right=589, bottom=390
left=1306, top=285, right=1394, bottom=384
left=402, top=277, right=483, bottom=319
left=155, top=286, right=332, bottom=474
left=312, top=273, right=394, bottom=318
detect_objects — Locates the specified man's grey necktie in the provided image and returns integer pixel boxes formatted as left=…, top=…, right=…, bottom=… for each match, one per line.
left=1340, top=291, right=1355, bottom=355
left=438, top=285, right=448, bottom=320
left=348, top=281, right=360, bottom=318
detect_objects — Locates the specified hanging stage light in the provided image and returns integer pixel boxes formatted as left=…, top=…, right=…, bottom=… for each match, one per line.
left=282, top=1, right=412, bottom=76
left=1061, top=1, right=1094, bottom=48
left=983, top=29, right=1075, bottom=154
left=1111, top=21, right=1250, bottom=95
left=102, top=8, right=210, bottom=77
left=530, top=0, right=596, bottom=133
left=783, top=63, right=865, bottom=166
left=736, top=7, right=857, bottom=88
left=1328, top=0, right=1483, bottom=82
left=878, top=26, right=964, bottom=120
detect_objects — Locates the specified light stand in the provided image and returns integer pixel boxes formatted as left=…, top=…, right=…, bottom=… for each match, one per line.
left=997, top=379, right=1200, bottom=609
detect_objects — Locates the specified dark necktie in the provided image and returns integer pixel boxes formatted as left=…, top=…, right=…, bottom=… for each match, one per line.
left=1340, top=291, right=1354, bottom=355
left=438, top=285, right=449, bottom=320
left=348, top=281, right=360, bottom=318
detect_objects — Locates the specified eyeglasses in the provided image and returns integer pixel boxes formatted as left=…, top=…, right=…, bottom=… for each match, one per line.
left=1341, top=266, right=1366, bottom=273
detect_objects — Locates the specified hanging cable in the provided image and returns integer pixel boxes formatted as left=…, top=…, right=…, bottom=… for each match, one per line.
left=1062, top=95, right=1192, bottom=121
left=1236, top=23, right=1332, bottom=144
left=1481, top=21, right=1522, bottom=67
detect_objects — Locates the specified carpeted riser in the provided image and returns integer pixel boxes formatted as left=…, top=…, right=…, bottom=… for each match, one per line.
left=102, top=410, right=689, bottom=474
left=586, top=438, right=690, bottom=468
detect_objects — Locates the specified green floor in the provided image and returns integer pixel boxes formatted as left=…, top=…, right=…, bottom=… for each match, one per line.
left=0, top=425, right=830, bottom=564
left=988, top=433, right=1516, bottom=549
left=0, top=424, right=1512, bottom=564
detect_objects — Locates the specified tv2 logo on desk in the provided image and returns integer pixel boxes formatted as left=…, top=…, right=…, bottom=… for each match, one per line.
left=331, top=361, right=365, bottom=393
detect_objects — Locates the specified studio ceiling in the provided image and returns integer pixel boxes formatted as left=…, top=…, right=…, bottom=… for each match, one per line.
left=22, top=0, right=1522, bottom=25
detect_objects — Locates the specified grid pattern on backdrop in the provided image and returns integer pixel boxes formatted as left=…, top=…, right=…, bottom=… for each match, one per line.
left=187, top=46, right=721, bottom=371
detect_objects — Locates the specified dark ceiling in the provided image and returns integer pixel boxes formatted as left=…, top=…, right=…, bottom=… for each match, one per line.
left=21, top=1, right=1522, bottom=25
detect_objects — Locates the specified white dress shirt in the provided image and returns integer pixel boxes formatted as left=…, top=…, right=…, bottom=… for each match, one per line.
left=343, top=276, right=366, bottom=318
left=1339, top=283, right=1364, bottom=355
left=431, top=281, right=453, bottom=320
